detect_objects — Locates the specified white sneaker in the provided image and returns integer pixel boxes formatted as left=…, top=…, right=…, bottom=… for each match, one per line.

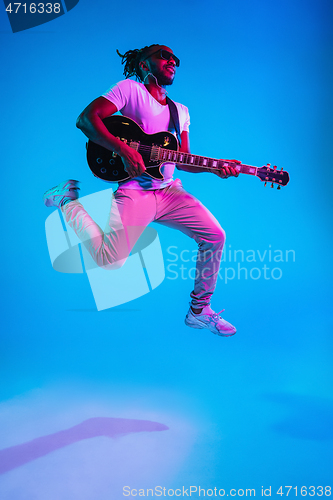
left=43, top=179, right=80, bottom=208
left=185, top=305, right=236, bottom=337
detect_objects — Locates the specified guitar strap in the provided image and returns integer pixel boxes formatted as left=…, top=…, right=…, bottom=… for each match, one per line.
left=166, top=97, right=182, bottom=147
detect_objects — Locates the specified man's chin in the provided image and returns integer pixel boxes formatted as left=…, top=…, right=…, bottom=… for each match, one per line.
left=158, top=76, right=174, bottom=86
left=154, top=70, right=175, bottom=86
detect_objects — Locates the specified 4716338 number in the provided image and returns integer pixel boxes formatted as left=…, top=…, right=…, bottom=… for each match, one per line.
left=5, top=3, right=61, bottom=14
left=276, top=486, right=331, bottom=496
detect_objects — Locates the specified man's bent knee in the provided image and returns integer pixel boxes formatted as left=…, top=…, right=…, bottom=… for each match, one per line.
left=82, top=239, right=130, bottom=271
left=98, top=257, right=128, bottom=271
left=209, top=226, right=226, bottom=248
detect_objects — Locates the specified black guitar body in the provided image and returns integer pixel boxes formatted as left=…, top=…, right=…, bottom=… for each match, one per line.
left=86, top=115, right=178, bottom=182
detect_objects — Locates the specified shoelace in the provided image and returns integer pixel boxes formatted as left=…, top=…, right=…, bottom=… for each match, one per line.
left=212, top=309, right=225, bottom=321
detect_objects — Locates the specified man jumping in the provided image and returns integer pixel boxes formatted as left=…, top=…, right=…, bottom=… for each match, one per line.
left=43, top=44, right=239, bottom=336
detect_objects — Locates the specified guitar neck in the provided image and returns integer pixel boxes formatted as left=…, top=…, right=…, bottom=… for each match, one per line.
left=157, top=148, right=258, bottom=177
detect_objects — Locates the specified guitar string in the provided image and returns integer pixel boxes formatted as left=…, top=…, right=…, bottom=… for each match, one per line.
left=122, top=144, right=284, bottom=179
left=137, top=144, right=231, bottom=167
left=137, top=145, right=252, bottom=173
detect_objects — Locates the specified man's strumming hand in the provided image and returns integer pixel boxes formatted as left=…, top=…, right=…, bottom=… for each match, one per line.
left=119, top=143, right=146, bottom=178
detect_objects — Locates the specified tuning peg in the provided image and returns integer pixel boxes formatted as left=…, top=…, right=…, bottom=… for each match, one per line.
left=273, top=165, right=277, bottom=170
left=271, top=183, right=274, bottom=188
left=277, top=185, right=281, bottom=190
left=264, top=182, right=267, bottom=187
left=281, top=167, right=283, bottom=171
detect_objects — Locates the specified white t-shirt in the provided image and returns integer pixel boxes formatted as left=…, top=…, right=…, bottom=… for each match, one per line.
left=102, top=79, right=190, bottom=190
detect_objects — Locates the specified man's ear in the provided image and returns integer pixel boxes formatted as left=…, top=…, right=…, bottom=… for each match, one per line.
left=138, top=60, right=149, bottom=82
left=139, top=60, right=149, bottom=71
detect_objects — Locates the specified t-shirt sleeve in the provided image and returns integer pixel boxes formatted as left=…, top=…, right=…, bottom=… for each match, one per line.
left=102, top=79, right=131, bottom=112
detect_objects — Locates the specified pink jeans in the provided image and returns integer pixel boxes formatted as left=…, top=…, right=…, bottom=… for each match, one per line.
left=62, top=179, right=225, bottom=308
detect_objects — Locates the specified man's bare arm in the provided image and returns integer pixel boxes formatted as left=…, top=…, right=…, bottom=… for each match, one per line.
left=76, top=97, right=146, bottom=177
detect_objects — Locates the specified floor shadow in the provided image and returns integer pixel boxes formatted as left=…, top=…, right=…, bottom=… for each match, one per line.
left=0, top=417, right=169, bottom=475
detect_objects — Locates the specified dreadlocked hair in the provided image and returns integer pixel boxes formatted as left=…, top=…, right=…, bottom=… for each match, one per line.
left=116, top=45, right=160, bottom=81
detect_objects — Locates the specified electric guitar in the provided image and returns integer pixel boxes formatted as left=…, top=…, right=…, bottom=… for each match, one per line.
left=86, top=116, right=290, bottom=188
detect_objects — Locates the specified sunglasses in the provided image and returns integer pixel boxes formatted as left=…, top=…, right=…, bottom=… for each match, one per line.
left=146, top=49, right=180, bottom=67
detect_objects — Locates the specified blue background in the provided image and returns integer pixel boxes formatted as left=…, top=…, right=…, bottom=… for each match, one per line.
left=0, top=0, right=332, bottom=498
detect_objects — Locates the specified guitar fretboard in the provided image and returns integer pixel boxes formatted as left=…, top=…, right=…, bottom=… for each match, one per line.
left=156, top=148, right=258, bottom=176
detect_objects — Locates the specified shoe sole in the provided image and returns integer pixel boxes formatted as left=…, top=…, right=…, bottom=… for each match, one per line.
left=184, top=318, right=236, bottom=337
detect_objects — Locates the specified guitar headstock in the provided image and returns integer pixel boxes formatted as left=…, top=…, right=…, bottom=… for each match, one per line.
left=257, top=164, right=290, bottom=189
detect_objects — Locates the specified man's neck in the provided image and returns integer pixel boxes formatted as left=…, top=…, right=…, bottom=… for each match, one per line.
left=144, top=82, right=168, bottom=105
